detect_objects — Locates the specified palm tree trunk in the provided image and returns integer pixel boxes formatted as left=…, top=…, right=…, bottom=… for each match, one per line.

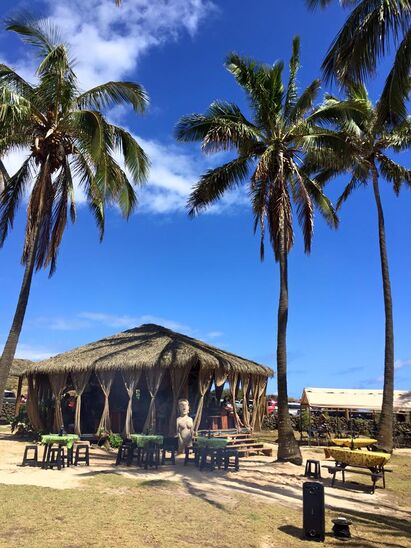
left=0, top=167, right=46, bottom=414
left=371, top=166, right=394, bottom=452
left=276, top=223, right=302, bottom=465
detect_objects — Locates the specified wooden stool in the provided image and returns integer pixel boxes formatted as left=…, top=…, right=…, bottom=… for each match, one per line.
left=224, top=449, right=240, bottom=472
left=305, top=459, right=321, bottom=479
left=184, top=446, right=199, bottom=466
left=161, top=437, right=178, bottom=465
left=199, top=447, right=224, bottom=471
left=115, top=443, right=133, bottom=466
left=22, top=445, right=38, bottom=467
left=46, top=447, right=65, bottom=470
left=74, top=444, right=90, bottom=466
left=141, top=442, right=161, bottom=470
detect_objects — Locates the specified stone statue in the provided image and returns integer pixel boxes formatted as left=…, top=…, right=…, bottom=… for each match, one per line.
left=176, top=398, right=194, bottom=453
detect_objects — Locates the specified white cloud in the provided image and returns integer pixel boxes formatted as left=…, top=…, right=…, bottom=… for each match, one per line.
left=31, top=311, right=193, bottom=334
left=3, top=135, right=248, bottom=215
left=43, top=0, right=216, bottom=89
left=15, top=343, right=56, bottom=361
left=1, top=1, right=248, bottom=215
left=207, top=331, right=224, bottom=339
left=395, top=359, right=411, bottom=370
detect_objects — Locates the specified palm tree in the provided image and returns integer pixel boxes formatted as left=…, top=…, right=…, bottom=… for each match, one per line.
left=0, top=16, right=149, bottom=412
left=306, top=0, right=411, bottom=123
left=307, top=82, right=411, bottom=451
left=175, top=38, right=339, bottom=464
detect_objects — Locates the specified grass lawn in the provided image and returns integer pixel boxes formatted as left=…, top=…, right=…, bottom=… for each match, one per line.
left=1, top=461, right=410, bottom=548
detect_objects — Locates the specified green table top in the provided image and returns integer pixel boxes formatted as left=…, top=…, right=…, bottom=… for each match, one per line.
left=41, top=434, right=79, bottom=449
left=196, top=437, right=229, bottom=449
left=129, top=434, right=164, bottom=447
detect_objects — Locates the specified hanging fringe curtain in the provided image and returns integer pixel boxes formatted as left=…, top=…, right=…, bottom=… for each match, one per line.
left=251, top=376, right=268, bottom=431
left=193, top=368, right=213, bottom=432
left=228, top=372, right=243, bottom=431
left=71, top=371, right=91, bottom=435
left=241, top=373, right=251, bottom=429
left=168, top=366, right=191, bottom=435
left=96, top=370, right=115, bottom=434
left=49, top=372, right=68, bottom=432
left=26, top=375, right=44, bottom=432
left=214, top=365, right=227, bottom=404
left=143, top=367, right=164, bottom=434
left=122, top=369, right=142, bottom=438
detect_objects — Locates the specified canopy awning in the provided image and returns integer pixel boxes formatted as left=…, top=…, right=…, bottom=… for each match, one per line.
left=300, top=387, right=411, bottom=412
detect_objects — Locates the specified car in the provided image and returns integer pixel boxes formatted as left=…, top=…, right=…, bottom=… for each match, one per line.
left=267, top=400, right=276, bottom=415
left=288, top=402, right=300, bottom=416
left=3, top=390, right=16, bottom=405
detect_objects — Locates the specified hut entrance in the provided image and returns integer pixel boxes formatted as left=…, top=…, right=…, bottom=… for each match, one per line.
left=109, top=373, right=128, bottom=433
left=81, top=372, right=104, bottom=434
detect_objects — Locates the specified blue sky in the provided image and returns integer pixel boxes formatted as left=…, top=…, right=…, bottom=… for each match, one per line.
left=0, top=0, right=410, bottom=397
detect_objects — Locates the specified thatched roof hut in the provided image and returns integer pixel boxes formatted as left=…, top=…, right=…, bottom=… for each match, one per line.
left=23, top=323, right=273, bottom=377
left=22, top=324, right=273, bottom=437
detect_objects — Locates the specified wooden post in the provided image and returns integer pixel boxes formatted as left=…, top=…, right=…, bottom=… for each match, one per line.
left=15, top=376, right=23, bottom=416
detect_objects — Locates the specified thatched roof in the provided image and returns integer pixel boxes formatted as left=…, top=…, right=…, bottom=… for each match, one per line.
left=301, top=387, right=411, bottom=411
left=10, top=359, right=34, bottom=377
left=22, top=324, right=273, bottom=378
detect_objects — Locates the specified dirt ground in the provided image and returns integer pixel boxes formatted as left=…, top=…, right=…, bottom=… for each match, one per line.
left=0, top=431, right=410, bottom=547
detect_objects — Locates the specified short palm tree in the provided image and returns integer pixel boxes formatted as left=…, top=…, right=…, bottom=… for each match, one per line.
left=307, top=82, right=411, bottom=451
left=176, top=38, right=339, bottom=464
left=307, top=0, right=411, bottom=123
left=0, top=17, right=149, bottom=412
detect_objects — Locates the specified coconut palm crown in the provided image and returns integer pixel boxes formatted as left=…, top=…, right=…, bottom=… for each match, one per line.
left=306, top=82, right=411, bottom=451
left=0, top=16, right=148, bottom=275
left=176, top=37, right=339, bottom=464
left=0, top=16, right=149, bottom=413
left=307, top=0, right=411, bottom=125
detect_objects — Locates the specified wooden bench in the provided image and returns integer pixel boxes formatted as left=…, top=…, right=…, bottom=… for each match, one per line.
left=322, top=463, right=391, bottom=494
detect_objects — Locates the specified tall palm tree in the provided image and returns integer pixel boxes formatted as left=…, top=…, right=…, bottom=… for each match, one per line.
left=306, top=0, right=411, bottom=123
left=307, top=82, right=411, bottom=451
left=175, top=38, right=339, bottom=464
left=0, top=16, right=149, bottom=412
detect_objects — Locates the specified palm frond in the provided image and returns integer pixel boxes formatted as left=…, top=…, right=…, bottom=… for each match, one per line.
left=378, top=152, right=411, bottom=194
left=187, top=157, right=250, bottom=216
left=46, top=159, right=75, bottom=275
left=301, top=171, right=339, bottom=228
left=111, top=125, right=149, bottom=183
left=376, top=27, right=411, bottom=128
left=292, top=168, right=314, bottom=253
left=71, top=151, right=105, bottom=240
left=0, top=64, right=34, bottom=99
left=322, top=0, right=411, bottom=83
left=77, top=82, right=148, bottom=113
left=175, top=101, right=260, bottom=153
left=336, top=174, right=363, bottom=209
left=0, top=156, right=33, bottom=246
left=381, top=117, right=411, bottom=150
left=287, top=79, right=321, bottom=122
left=6, top=15, right=61, bottom=57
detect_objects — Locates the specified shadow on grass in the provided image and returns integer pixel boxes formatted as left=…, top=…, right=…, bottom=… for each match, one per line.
left=181, top=477, right=226, bottom=510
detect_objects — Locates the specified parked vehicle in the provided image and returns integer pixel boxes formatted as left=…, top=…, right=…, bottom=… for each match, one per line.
left=3, top=390, right=16, bottom=405
left=288, top=402, right=300, bottom=417
left=267, top=399, right=276, bottom=415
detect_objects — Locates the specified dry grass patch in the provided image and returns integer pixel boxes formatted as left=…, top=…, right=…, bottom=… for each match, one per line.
left=1, top=469, right=410, bottom=547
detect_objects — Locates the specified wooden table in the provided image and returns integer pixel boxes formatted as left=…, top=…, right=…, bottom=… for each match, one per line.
left=324, top=447, right=391, bottom=493
left=40, top=434, right=79, bottom=468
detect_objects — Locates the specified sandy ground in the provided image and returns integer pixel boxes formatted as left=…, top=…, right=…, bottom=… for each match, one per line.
left=0, top=432, right=410, bottom=521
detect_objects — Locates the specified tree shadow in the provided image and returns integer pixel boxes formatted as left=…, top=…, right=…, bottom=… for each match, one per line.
left=181, top=477, right=226, bottom=510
